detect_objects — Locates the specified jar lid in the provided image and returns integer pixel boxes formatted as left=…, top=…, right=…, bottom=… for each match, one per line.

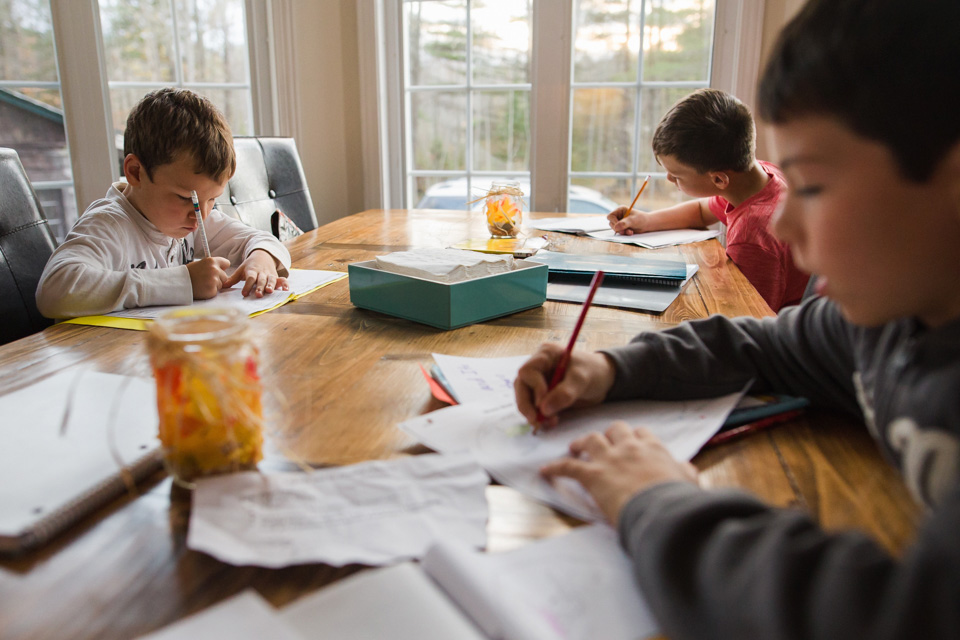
left=149, top=307, right=248, bottom=344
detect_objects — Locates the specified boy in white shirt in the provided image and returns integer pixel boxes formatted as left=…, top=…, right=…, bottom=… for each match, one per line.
left=36, top=87, right=291, bottom=318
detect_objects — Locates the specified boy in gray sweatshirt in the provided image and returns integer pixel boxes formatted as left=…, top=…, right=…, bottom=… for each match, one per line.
left=515, top=0, right=960, bottom=637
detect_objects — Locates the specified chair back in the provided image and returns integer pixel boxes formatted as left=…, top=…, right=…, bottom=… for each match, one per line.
left=217, top=137, right=318, bottom=235
left=0, top=148, right=58, bottom=344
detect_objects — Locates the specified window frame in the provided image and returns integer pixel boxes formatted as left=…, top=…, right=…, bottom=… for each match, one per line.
left=46, top=0, right=278, bottom=218
left=360, top=0, right=766, bottom=212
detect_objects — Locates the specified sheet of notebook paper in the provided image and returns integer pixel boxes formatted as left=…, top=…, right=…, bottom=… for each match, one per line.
left=105, top=268, right=344, bottom=319
left=398, top=390, right=744, bottom=521
left=187, top=453, right=489, bottom=568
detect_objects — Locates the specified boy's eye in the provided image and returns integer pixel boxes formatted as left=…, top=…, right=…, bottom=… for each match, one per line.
left=793, top=185, right=822, bottom=197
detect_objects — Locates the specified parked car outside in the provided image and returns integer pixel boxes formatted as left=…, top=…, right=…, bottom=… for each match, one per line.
left=415, top=178, right=620, bottom=215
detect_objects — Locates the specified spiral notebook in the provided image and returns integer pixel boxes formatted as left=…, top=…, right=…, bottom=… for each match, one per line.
left=526, top=250, right=688, bottom=286
left=0, top=370, right=161, bottom=554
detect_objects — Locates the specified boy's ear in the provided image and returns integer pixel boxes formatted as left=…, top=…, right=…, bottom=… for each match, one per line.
left=708, top=171, right=730, bottom=190
left=123, top=154, right=144, bottom=187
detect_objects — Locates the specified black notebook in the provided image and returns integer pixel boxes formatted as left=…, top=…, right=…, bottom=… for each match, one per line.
left=527, top=250, right=688, bottom=287
left=0, top=371, right=161, bottom=554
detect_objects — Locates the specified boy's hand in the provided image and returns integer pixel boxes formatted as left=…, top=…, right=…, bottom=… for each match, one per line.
left=187, top=257, right=231, bottom=300
left=222, top=249, right=289, bottom=298
left=607, top=207, right=650, bottom=236
left=514, top=343, right=617, bottom=430
left=540, top=422, right=699, bottom=525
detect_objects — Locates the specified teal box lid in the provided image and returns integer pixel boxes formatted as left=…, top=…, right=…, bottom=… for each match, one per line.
left=348, top=259, right=548, bottom=330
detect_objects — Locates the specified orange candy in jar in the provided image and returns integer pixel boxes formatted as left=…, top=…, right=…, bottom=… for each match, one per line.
left=484, top=181, right=524, bottom=238
left=147, top=307, right=264, bottom=487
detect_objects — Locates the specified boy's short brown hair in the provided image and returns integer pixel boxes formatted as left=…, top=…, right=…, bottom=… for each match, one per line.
left=123, top=87, right=236, bottom=182
left=652, top=89, right=755, bottom=174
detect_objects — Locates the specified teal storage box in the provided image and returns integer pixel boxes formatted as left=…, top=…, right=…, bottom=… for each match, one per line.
left=348, top=259, right=548, bottom=329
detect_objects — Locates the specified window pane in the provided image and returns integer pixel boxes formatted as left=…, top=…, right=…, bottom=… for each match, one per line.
left=642, top=176, right=686, bottom=210
left=404, top=0, right=467, bottom=87
left=100, top=0, right=176, bottom=83
left=0, top=0, right=58, bottom=82
left=573, top=0, right=640, bottom=83
left=570, top=87, right=635, bottom=173
left=471, top=0, right=531, bottom=85
left=195, top=87, right=252, bottom=135
left=569, top=177, right=628, bottom=214
left=642, top=0, right=714, bottom=82
left=411, top=91, right=466, bottom=171
left=175, top=0, right=249, bottom=84
left=472, top=90, right=529, bottom=172
left=414, top=176, right=470, bottom=210
left=637, top=86, right=690, bottom=173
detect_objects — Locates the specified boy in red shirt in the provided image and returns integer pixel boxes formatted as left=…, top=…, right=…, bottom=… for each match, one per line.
left=608, top=89, right=808, bottom=311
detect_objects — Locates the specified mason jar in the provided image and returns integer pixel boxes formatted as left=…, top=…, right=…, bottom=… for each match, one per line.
left=147, top=307, right=264, bottom=487
left=484, top=181, right=524, bottom=238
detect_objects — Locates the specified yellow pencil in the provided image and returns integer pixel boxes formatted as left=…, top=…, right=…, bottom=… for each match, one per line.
left=626, top=175, right=651, bottom=214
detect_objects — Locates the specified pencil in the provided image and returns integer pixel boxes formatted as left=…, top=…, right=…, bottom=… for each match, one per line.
left=626, top=175, right=651, bottom=214
left=704, top=408, right=805, bottom=448
left=534, top=269, right=606, bottom=432
left=191, top=190, right=211, bottom=258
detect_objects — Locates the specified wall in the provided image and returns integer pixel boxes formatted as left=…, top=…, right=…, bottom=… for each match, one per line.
left=754, top=0, right=805, bottom=160
left=286, top=0, right=365, bottom=226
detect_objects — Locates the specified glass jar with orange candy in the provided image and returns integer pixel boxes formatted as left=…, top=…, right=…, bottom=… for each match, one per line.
left=484, top=181, right=524, bottom=238
left=147, top=307, right=264, bottom=487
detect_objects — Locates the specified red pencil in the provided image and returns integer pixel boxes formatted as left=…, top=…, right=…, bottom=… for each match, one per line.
left=534, top=270, right=606, bottom=432
left=704, top=408, right=805, bottom=447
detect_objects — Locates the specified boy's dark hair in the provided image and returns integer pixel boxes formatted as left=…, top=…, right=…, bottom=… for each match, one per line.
left=652, top=89, right=755, bottom=174
left=758, top=0, right=960, bottom=183
left=123, top=87, right=235, bottom=182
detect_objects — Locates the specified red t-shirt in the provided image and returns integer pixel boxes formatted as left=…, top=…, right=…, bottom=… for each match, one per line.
left=707, top=161, right=809, bottom=311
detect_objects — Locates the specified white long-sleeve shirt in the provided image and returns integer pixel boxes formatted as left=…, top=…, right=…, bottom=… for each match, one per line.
left=36, top=183, right=291, bottom=318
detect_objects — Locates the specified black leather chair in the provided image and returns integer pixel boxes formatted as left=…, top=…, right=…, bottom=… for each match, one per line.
left=0, top=148, right=58, bottom=345
left=217, top=137, right=318, bottom=235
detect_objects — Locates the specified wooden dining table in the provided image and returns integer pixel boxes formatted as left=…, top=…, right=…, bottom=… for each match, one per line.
left=0, top=209, right=922, bottom=640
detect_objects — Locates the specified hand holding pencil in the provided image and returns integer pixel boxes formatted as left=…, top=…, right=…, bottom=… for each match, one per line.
left=514, top=271, right=617, bottom=431
left=607, top=175, right=650, bottom=236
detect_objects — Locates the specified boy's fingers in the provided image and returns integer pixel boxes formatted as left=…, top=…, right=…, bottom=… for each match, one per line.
left=569, top=432, right=610, bottom=459
left=540, top=457, right=589, bottom=481
left=605, top=421, right=634, bottom=443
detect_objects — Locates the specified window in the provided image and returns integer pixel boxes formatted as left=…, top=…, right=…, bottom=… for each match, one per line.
left=99, top=0, right=254, bottom=167
left=0, top=0, right=76, bottom=241
left=369, top=0, right=762, bottom=214
left=570, top=0, right=714, bottom=211
left=1, top=0, right=262, bottom=240
left=403, top=0, right=532, bottom=209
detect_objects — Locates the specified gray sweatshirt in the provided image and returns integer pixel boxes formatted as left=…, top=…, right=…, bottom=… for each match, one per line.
left=602, top=296, right=960, bottom=640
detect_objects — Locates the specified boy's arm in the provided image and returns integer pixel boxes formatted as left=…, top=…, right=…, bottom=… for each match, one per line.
left=608, top=198, right=719, bottom=235
left=618, top=480, right=960, bottom=640
left=35, top=222, right=192, bottom=319
left=203, top=209, right=291, bottom=276
left=601, top=296, right=861, bottom=416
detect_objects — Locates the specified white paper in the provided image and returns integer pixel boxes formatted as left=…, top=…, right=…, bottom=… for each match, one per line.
left=424, top=524, right=659, bottom=640
left=586, top=228, right=720, bottom=248
left=398, top=391, right=743, bottom=521
left=187, top=453, right=490, bottom=568
left=432, top=353, right=528, bottom=404
left=530, top=216, right=610, bottom=234
left=136, top=590, right=301, bottom=640
left=280, top=563, right=487, bottom=640
left=105, top=268, right=344, bottom=319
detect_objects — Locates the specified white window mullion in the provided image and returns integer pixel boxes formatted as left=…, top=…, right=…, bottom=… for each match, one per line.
left=50, top=0, right=116, bottom=213
left=529, top=0, right=573, bottom=213
left=245, top=0, right=279, bottom=136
